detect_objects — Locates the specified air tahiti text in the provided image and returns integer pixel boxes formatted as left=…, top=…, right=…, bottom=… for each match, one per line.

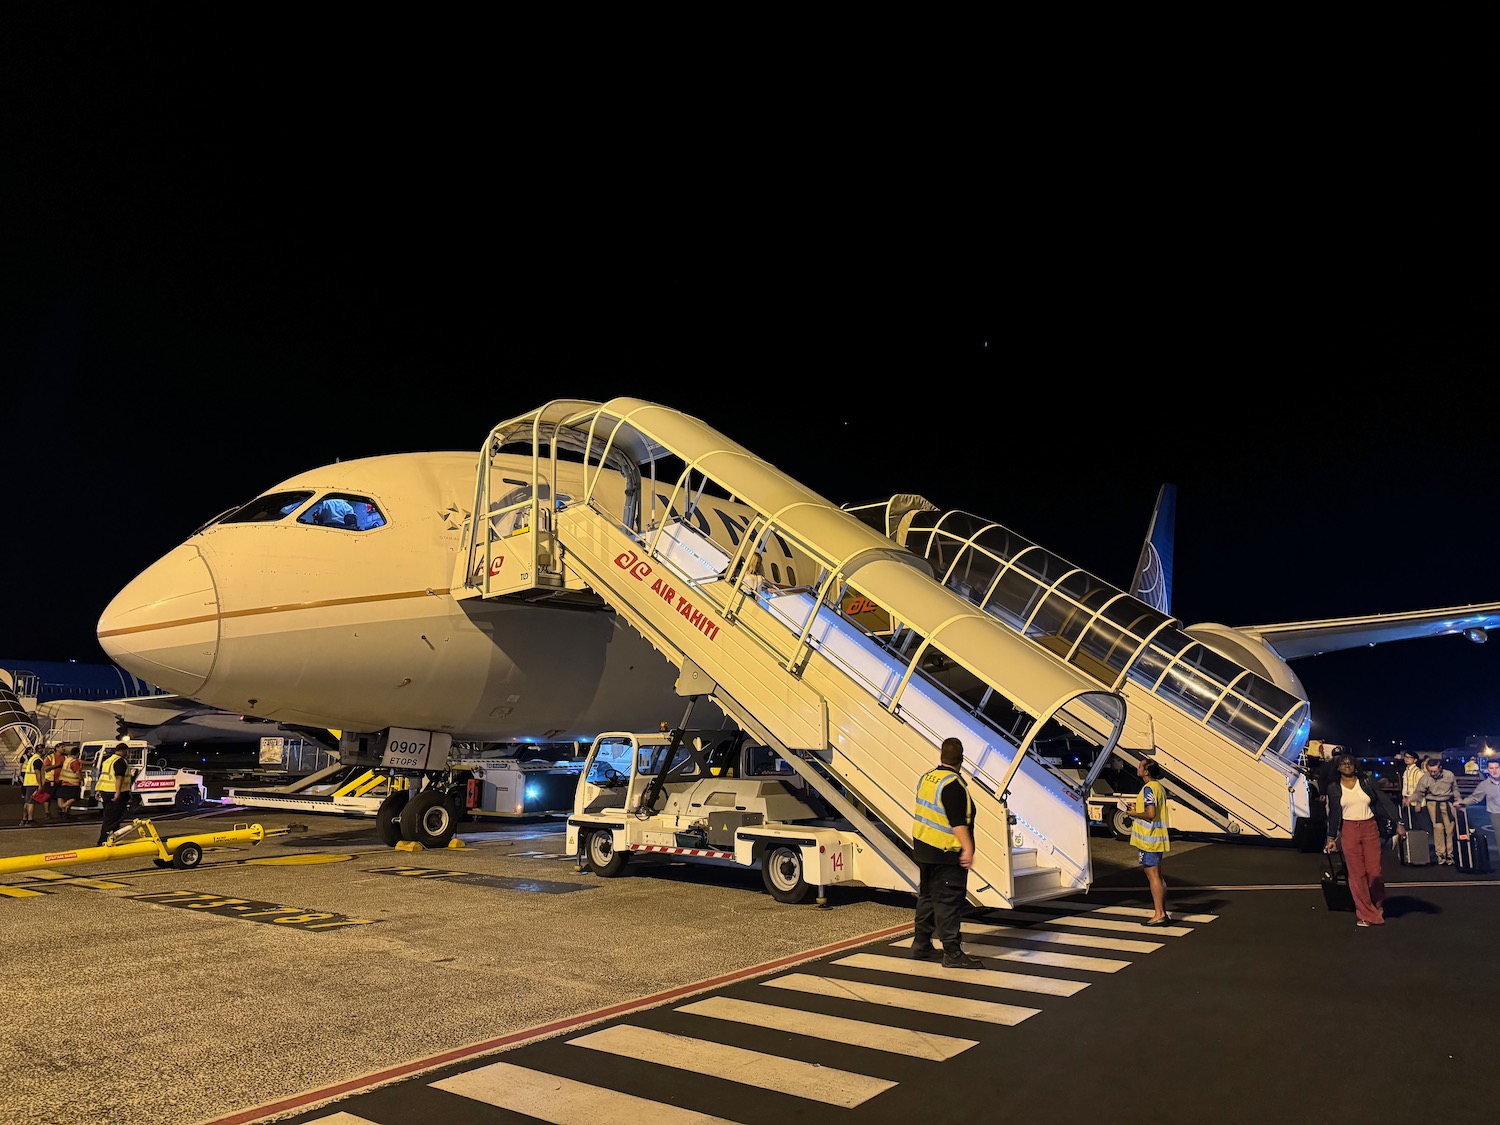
left=615, top=550, right=720, bottom=642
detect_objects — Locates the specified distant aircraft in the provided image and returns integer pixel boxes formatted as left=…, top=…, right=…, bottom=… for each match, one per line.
left=1127, top=483, right=1500, bottom=704
left=0, top=658, right=333, bottom=766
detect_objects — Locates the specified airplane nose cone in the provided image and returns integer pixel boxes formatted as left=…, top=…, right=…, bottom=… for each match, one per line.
left=97, top=543, right=220, bottom=696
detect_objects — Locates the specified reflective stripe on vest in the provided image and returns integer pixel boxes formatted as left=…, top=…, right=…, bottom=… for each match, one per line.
left=96, top=754, right=128, bottom=794
left=1130, top=780, right=1171, bottom=852
left=912, top=767, right=972, bottom=851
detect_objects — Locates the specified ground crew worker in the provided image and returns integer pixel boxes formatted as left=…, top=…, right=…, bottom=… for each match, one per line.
left=95, top=742, right=135, bottom=846
left=32, top=750, right=63, bottom=828
left=19, top=747, right=45, bottom=826
left=910, top=736, right=985, bottom=970
left=54, top=744, right=85, bottom=816
left=1131, top=758, right=1172, bottom=925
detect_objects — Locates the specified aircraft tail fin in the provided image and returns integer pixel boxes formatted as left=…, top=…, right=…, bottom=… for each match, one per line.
left=1131, top=484, right=1176, bottom=614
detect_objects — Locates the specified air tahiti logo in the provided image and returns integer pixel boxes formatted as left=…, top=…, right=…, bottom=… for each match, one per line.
left=615, top=549, right=720, bottom=641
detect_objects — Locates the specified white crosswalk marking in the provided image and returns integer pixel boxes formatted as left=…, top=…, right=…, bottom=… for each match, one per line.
left=351, top=898, right=1220, bottom=1120
left=762, top=971, right=1040, bottom=1025
left=567, top=1024, right=896, bottom=1107
left=889, top=937, right=1130, bottom=972
left=433, top=1060, right=744, bottom=1123
left=963, top=923, right=1164, bottom=953
left=994, top=910, right=1194, bottom=936
left=834, top=953, right=1090, bottom=996
left=1076, top=904, right=1217, bottom=923
left=677, top=995, right=977, bottom=1060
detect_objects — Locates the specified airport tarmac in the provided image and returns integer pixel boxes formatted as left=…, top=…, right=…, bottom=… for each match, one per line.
left=2, top=784, right=1497, bottom=1125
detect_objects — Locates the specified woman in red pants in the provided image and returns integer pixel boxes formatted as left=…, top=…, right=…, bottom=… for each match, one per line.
left=1325, top=754, right=1406, bottom=927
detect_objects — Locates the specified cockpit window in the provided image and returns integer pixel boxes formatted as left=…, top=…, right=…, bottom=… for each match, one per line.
left=297, top=493, right=387, bottom=531
left=216, top=491, right=316, bottom=525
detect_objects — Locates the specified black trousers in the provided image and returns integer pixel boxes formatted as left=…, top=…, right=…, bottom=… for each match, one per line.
left=98, top=793, right=130, bottom=843
left=913, top=861, right=969, bottom=949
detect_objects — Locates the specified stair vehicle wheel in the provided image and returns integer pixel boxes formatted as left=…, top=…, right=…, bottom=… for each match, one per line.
left=761, top=844, right=814, bottom=903
left=174, top=785, right=201, bottom=811
left=375, top=790, right=409, bottom=847
left=586, top=829, right=629, bottom=876
left=1109, top=807, right=1134, bottom=840
left=172, top=841, right=203, bottom=869
left=400, top=789, right=457, bottom=848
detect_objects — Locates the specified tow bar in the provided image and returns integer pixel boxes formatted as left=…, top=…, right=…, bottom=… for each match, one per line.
left=0, top=818, right=307, bottom=876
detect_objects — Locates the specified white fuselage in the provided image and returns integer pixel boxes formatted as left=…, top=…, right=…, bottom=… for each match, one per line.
left=97, top=452, right=686, bottom=740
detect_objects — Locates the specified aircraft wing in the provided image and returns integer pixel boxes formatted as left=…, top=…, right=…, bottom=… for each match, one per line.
left=1240, top=603, right=1500, bottom=659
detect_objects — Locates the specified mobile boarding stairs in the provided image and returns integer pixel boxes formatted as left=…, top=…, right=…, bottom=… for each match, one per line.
left=451, top=398, right=1132, bottom=909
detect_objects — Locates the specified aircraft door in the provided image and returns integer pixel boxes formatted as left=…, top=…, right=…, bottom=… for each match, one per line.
left=480, top=478, right=562, bottom=597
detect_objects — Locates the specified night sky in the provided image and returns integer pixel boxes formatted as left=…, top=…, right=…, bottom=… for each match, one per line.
left=5, top=9, right=1499, bottom=755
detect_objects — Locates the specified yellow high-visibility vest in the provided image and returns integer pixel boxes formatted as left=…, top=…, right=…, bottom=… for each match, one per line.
left=912, top=767, right=973, bottom=851
left=96, top=753, right=131, bottom=794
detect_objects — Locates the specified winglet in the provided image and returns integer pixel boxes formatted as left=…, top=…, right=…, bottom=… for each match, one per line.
left=1131, top=484, right=1176, bottom=614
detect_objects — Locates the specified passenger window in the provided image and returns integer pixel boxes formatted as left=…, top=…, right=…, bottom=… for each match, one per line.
left=298, top=494, right=387, bottom=532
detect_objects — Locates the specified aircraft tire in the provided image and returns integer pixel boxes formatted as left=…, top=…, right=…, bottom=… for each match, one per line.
left=761, top=844, right=814, bottom=904
left=586, top=829, right=629, bottom=876
left=172, top=841, right=204, bottom=869
left=400, top=789, right=457, bottom=849
left=375, top=790, right=409, bottom=847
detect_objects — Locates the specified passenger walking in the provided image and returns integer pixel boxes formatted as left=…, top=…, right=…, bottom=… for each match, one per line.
left=1410, top=757, right=1462, bottom=864
left=910, top=737, right=985, bottom=969
left=1325, top=754, right=1405, bottom=927
left=1457, top=759, right=1500, bottom=853
left=1131, top=758, right=1171, bottom=925
left=18, top=747, right=44, bottom=826
left=95, top=742, right=135, bottom=846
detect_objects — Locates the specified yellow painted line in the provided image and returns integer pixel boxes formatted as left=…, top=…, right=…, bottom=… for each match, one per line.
left=0, top=885, right=47, bottom=897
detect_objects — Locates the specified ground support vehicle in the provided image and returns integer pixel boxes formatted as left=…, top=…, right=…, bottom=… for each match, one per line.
left=0, top=818, right=303, bottom=875
left=235, top=733, right=587, bottom=848
left=76, top=739, right=208, bottom=812
left=566, top=729, right=909, bottom=905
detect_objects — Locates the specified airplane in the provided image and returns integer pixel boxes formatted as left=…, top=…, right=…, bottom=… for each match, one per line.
left=0, top=657, right=335, bottom=771
left=1, top=658, right=168, bottom=771
left=96, top=452, right=708, bottom=747
left=96, top=418, right=1500, bottom=848
left=1127, top=483, right=1500, bottom=707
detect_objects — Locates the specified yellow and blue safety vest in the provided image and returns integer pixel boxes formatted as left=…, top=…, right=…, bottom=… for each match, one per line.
left=1129, top=779, right=1171, bottom=852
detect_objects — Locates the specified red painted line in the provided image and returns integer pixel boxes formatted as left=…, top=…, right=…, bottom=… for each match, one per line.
left=197, top=918, right=917, bottom=1125
left=628, top=843, right=735, bottom=859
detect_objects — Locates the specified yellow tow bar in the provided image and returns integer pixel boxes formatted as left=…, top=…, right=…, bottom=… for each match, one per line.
left=0, top=818, right=307, bottom=876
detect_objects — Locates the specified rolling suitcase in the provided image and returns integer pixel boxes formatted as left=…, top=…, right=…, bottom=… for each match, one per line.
left=1321, top=851, right=1354, bottom=911
left=1454, top=806, right=1492, bottom=874
left=1399, top=805, right=1433, bottom=866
